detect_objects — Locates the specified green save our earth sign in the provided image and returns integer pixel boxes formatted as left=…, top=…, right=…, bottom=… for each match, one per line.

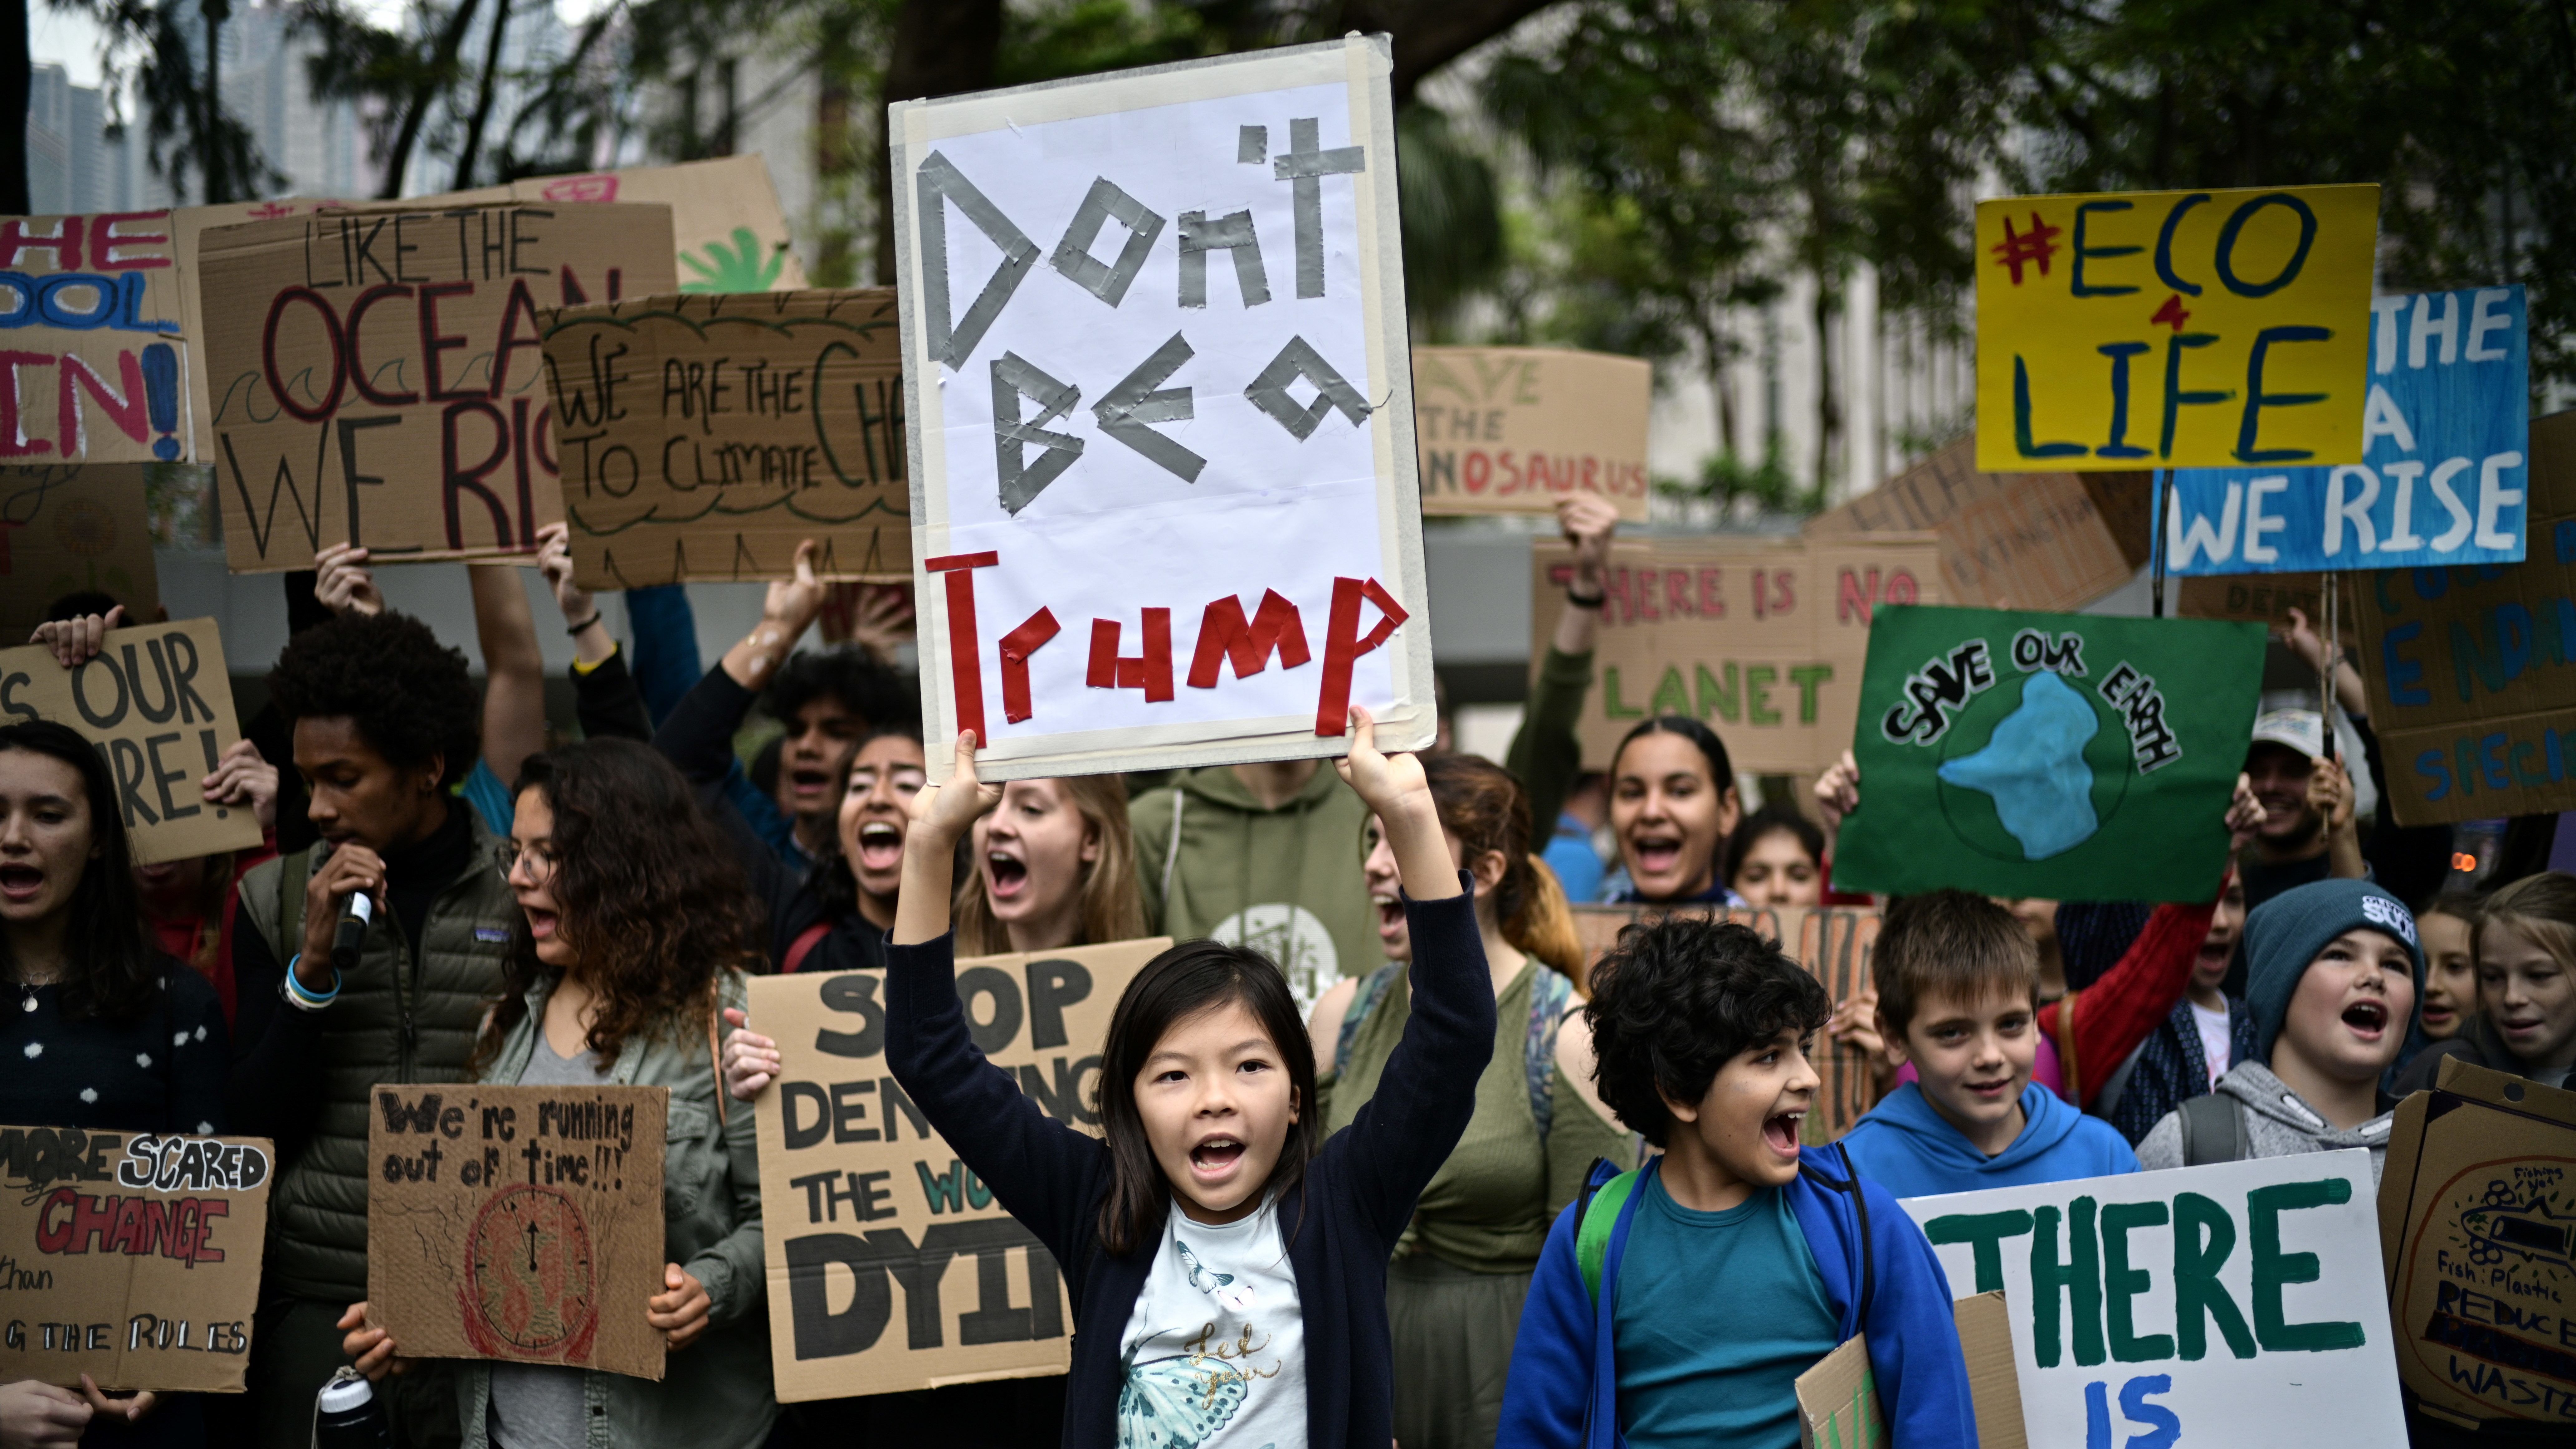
left=1833, top=605, right=2266, bottom=903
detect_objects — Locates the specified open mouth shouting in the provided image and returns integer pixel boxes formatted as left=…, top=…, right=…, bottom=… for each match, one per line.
left=2339, top=997, right=2390, bottom=1042
left=1188, top=1133, right=1247, bottom=1187
left=523, top=906, right=561, bottom=942
left=0, top=863, right=44, bottom=905
left=786, top=764, right=835, bottom=808
left=1372, top=890, right=1405, bottom=948
left=1627, top=831, right=1685, bottom=881
left=855, top=821, right=904, bottom=875
left=1760, top=1109, right=1805, bottom=1159
left=984, top=845, right=1030, bottom=902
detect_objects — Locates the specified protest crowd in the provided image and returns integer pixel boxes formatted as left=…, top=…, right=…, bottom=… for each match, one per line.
left=3, top=35, right=2573, bottom=1449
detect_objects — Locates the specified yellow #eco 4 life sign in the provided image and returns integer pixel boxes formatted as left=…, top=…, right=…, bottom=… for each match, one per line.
left=1976, top=184, right=2378, bottom=472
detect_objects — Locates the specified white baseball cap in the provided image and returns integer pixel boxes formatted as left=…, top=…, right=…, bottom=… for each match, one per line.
left=2248, top=708, right=2325, bottom=761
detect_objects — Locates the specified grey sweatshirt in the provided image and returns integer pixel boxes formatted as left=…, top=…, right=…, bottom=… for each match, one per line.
left=2137, top=1061, right=2394, bottom=1184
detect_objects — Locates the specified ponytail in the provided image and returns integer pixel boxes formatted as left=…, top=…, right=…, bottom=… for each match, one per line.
left=1505, top=852, right=1587, bottom=983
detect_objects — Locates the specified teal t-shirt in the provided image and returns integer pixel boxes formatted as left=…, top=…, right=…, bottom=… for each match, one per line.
left=1613, top=1175, right=1844, bottom=1448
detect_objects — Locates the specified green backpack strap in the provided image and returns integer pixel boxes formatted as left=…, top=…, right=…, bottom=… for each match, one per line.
left=277, top=847, right=313, bottom=963
left=1577, top=1165, right=1642, bottom=1305
left=1334, top=963, right=1404, bottom=1069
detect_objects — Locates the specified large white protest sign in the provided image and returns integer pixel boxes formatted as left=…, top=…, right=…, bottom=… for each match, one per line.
left=890, top=36, right=1435, bottom=781
left=1901, top=1151, right=2403, bottom=1448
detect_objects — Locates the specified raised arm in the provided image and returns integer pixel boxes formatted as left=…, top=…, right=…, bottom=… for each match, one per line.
left=1508, top=496, right=1617, bottom=837
left=535, top=524, right=651, bottom=744
left=656, top=541, right=827, bottom=785
left=469, top=562, right=547, bottom=792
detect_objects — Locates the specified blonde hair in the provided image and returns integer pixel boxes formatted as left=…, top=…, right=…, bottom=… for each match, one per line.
left=954, top=774, right=1147, bottom=956
left=2477, top=871, right=2576, bottom=978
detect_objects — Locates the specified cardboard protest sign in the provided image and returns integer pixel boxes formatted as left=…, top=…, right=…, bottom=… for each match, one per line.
left=509, top=155, right=809, bottom=295
left=1795, top=1291, right=2025, bottom=1449
left=0, top=1126, right=271, bottom=1392
left=1530, top=534, right=1944, bottom=775
left=0, top=464, right=160, bottom=635
left=1903, top=1152, right=2406, bottom=1449
left=541, top=290, right=908, bottom=589
left=366, top=1083, right=668, bottom=1380
left=0, top=618, right=260, bottom=865
left=2176, top=571, right=2354, bottom=640
left=749, top=938, right=1166, bottom=1400
left=2355, top=407, right=2576, bottom=826
left=1832, top=605, right=2264, bottom=902
left=1413, top=345, right=1650, bottom=520
left=1570, top=905, right=1881, bottom=1142
left=890, top=36, right=1436, bottom=782
left=2170, top=286, right=2530, bottom=573
left=1976, top=185, right=2378, bottom=471
left=196, top=202, right=679, bottom=572
left=1806, top=439, right=2139, bottom=612
left=2378, top=1058, right=2576, bottom=1431
left=0, top=211, right=192, bottom=464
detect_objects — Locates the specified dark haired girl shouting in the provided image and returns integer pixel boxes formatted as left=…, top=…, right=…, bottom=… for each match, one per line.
left=885, top=710, right=1495, bottom=1449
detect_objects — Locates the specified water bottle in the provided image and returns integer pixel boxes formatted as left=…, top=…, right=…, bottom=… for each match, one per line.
left=312, top=1367, right=393, bottom=1449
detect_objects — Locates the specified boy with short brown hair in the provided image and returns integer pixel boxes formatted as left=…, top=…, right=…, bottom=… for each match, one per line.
left=1837, top=890, right=2138, bottom=1197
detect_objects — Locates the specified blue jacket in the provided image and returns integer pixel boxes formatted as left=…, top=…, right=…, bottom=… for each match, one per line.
left=1496, top=1152, right=1978, bottom=1449
left=1837, top=1080, right=2138, bottom=1200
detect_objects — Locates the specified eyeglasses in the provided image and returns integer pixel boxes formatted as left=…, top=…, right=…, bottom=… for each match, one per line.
left=492, top=840, right=559, bottom=881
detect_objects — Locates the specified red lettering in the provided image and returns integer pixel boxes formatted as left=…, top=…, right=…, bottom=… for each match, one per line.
left=1188, top=590, right=1311, bottom=689
left=58, top=350, right=148, bottom=452
left=1838, top=566, right=1880, bottom=626
left=262, top=287, right=345, bottom=423
left=88, top=213, right=171, bottom=270
left=1697, top=568, right=1724, bottom=618
left=33, top=1188, right=76, bottom=1252
left=1314, top=576, right=1408, bottom=736
left=998, top=607, right=1061, bottom=724
left=1885, top=568, right=1919, bottom=605
left=0, top=351, right=56, bottom=455
left=418, top=281, right=476, bottom=401
left=1087, top=610, right=1174, bottom=702
left=346, top=284, right=419, bottom=405
left=489, top=279, right=547, bottom=398
left=0, top=217, right=80, bottom=271
left=1665, top=568, right=1691, bottom=618
left=441, top=400, right=515, bottom=549
left=925, top=553, right=1001, bottom=744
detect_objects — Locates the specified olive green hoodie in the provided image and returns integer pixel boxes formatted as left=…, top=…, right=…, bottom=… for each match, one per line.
left=1130, top=763, right=1382, bottom=1012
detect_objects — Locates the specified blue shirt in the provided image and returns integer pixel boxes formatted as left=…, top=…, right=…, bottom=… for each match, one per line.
left=1543, top=811, right=1607, bottom=904
left=1613, top=1175, right=1842, bottom=1448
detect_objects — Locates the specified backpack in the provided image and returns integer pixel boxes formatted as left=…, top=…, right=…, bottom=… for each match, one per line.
left=2178, top=1091, right=2250, bottom=1166
left=1572, top=1145, right=1878, bottom=1324
left=1336, top=962, right=1577, bottom=1137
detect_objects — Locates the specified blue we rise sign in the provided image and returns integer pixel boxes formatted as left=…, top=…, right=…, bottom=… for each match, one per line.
left=2168, top=286, right=2528, bottom=574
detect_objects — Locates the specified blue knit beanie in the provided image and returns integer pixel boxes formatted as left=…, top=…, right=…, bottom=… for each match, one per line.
left=2242, top=878, right=2427, bottom=1062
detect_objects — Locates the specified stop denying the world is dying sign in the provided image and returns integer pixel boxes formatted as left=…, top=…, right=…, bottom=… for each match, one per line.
left=890, top=36, right=1435, bottom=781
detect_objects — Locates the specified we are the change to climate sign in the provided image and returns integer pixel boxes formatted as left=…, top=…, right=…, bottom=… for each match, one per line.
left=1903, top=1152, right=2405, bottom=1449
left=1977, top=185, right=2378, bottom=472
left=1832, top=605, right=2265, bottom=903
left=750, top=939, right=1163, bottom=1400
left=891, top=36, right=1436, bottom=781
left=2170, top=286, right=2529, bottom=574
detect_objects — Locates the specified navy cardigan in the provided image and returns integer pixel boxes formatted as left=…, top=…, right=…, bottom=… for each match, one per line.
left=884, top=882, right=1495, bottom=1449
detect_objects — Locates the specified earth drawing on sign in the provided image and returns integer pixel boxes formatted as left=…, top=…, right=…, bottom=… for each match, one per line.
left=1937, top=671, right=2100, bottom=859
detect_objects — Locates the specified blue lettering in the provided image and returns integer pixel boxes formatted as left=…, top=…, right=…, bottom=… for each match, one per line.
left=2381, top=620, right=2428, bottom=706
left=2072, top=202, right=2141, bottom=297
left=2480, top=733, right=2510, bottom=791
left=2236, top=324, right=2332, bottom=462
left=2120, top=1375, right=2182, bottom=1449
left=2413, top=749, right=2452, bottom=803
left=2153, top=194, right=2209, bottom=296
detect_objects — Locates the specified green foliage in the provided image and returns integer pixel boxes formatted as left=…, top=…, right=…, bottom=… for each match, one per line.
left=61, top=0, right=276, bottom=202
left=1398, top=106, right=1506, bottom=337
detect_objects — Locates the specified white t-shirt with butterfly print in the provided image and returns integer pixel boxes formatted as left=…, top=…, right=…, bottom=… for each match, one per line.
left=1116, top=1196, right=1306, bottom=1449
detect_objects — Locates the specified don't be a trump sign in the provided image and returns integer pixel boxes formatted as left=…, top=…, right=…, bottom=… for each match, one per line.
left=891, top=36, right=1436, bottom=780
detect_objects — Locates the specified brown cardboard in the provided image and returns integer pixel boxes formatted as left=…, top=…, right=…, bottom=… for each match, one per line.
left=1, top=464, right=161, bottom=634
left=0, top=211, right=193, bottom=464
left=195, top=202, right=679, bottom=571
left=514, top=156, right=809, bottom=295
left=1806, top=439, right=2138, bottom=612
left=2175, top=571, right=2355, bottom=640
left=0, top=1126, right=273, bottom=1391
left=1794, top=1290, right=2024, bottom=1449
left=2355, top=408, right=2576, bottom=826
left=540, top=290, right=909, bottom=588
left=1571, top=904, right=1881, bottom=1142
left=751, top=938, right=1167, bottom=1401
left=2378, top=1058, right=2576, bottom=1432
left=1531, top=533, right=1944, bottom=774
left=1414, top=346, right=1652, bottom=521
left=365, top=1082, right=669, bottom=1380
left=0, top=617, right=261, bottom=864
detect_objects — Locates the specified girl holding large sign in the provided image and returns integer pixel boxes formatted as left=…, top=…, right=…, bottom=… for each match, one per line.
left=885, top=712, right=1491, bottom=1449
left=336, top=740, right=776, bottom=1449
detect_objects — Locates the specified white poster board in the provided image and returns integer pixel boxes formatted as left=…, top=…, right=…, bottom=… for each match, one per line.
left=1900, top=1151, right=2403, bottom=1448
left=889, top=35, right=1435, bottom=781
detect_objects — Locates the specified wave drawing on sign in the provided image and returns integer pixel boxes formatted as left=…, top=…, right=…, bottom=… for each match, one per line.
left=1937, top=670, right=2103, bottom=860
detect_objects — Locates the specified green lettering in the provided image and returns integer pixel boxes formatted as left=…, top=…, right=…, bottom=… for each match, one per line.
left=1788, top=664, right=1834, bottom=724
left=2031, top=1198, right=2106, bottom=1368
left=1746, top=664, right=1781, bottom=725
left=1602, top=666, right=1646, bottom=719
left=1925, top=1209, right=2034, bottom=1294
left=1694, top=663, right=1739, bottom=723
left=1649, top=665, right=1690, bottom=717
left=2250, top=1179, right=2365, bottom=1352
left=2173, top=1191, right=2257, bottom=1360
left=2102, top=1200, right=2174, bottom=1362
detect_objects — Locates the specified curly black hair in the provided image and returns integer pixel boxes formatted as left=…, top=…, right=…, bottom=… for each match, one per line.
left=264, top=612, right=480, bottom=786
left=767, top=646, right=918, bottom=734
left=1583, top=915, right=1832, bottom=1146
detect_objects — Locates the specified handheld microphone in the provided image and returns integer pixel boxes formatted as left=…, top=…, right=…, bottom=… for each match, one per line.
left=312, top=840, right=374, bottom=971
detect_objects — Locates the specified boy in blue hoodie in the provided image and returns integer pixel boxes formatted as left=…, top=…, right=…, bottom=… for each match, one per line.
left=1498, top=916, right=1976, bottom=1449
left=1839, top=890, right=2139, bottom=1197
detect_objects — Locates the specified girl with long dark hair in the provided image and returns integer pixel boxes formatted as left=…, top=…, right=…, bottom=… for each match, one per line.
left=885, top=711, right=1494, bottom=1449
left=335, top=739, right=775, bottom=1449
left=0, top=720, right=229, bottom=1445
